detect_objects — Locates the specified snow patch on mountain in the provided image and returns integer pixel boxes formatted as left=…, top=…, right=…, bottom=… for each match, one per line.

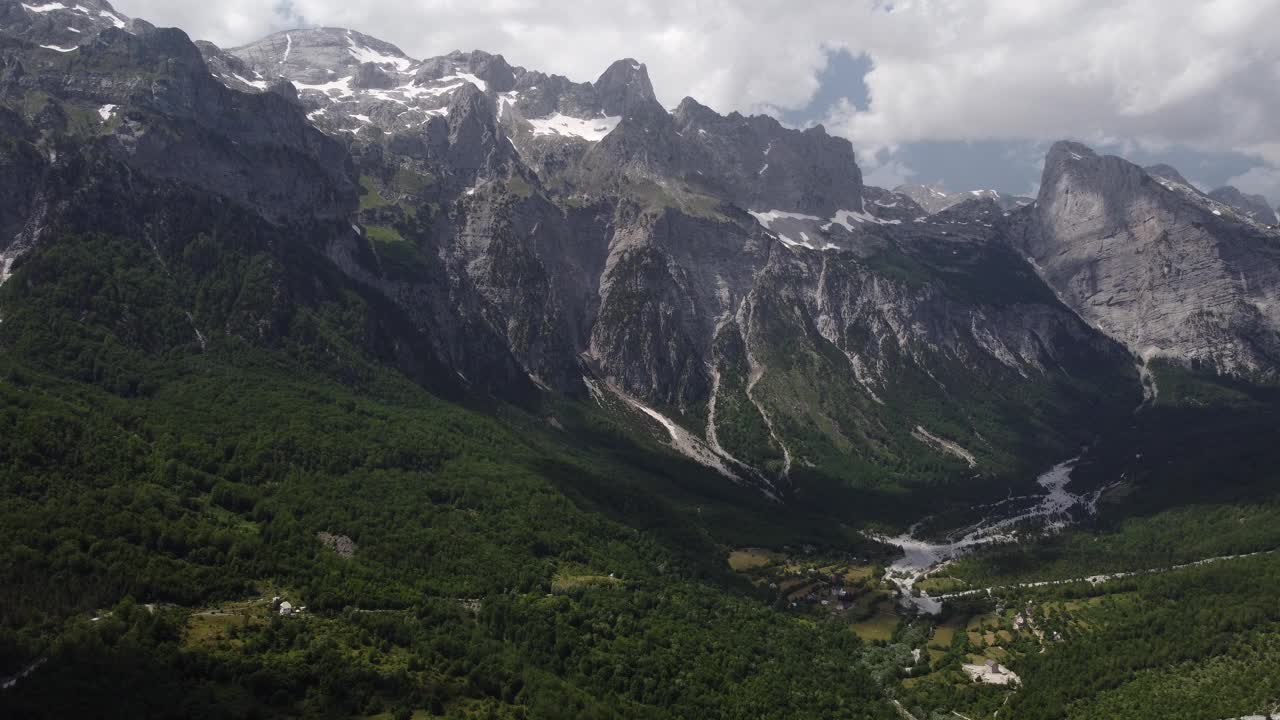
left=294, top=76, right=355, bottom=96
left=231, top=74, right=267, bottom=90
left=346, top=33, right=413, bottom=71
left=748, top=209, right=824, bottom=225
left=825, top=208, right=901, bottom=229
left=527, top=113, right=621, bottom=142
left=398, top=82, right=462, bottom=99
left=98, top=8, right=124, bottom=28
left=440, top=73, right=487, bottom=92
left=911, top=426, right=977, bottom=467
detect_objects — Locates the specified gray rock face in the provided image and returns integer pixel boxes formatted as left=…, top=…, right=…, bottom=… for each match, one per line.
left=589, top=206, right=770, bottom=406
left=352, top=61, right=395, bottom=89
left=0, top=21, right=355, bottom=224
left=1209, top=185, right=1278, bottom=225
left=0, top=105, right=45, bottom=263
left=201, top=25, right=1141, bottom=479
left=861, top=186, right=928, bottom=223
left=594, top=58, right=661, bottom=118
left=445, top=84, right=510, bottom=174
left=0, top=0, right=129, bottom=49
left=196, top=39, right=265, bottom=92
left=672, top=97, right=865, bottom=218
left=1016, top=141, right=1280, bottom=379
left=437, top=50, right=516, bottom=92
left=0, top=5, right=1165, bottom=487
left=232, top=27, right=414, bottom=86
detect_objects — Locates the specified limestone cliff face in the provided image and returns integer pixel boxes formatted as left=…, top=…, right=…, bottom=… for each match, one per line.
left=587, top=205, right=771, bottom=408
left=1016, top=141, right=1280, bottom=379
left=0, top=4, right=1162, bottom=487
left=712, top=225, right=1133, bottom=481
left=671, top=97, right=866, bottom=218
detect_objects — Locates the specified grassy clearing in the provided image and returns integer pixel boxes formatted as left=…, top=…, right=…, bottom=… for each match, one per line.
left=842, top=565, right=877, bottom=583
left=185, top=611, right=254, bottom=648
left=184, top=598, right=271, bottom=648
left=916, top=575, right=968, bottom=593
left=364, top=224, right=431, bottom=278
left=551, top=572, right=624, bottom=594
left=507, top=175, right=535, bottom=199
left=852, top=608, right=900, bottom=643
left=930, top=616, right=966, bottom=649
left=785, top=581, right=822, bottom=602
left=359, top=175, right=392, bottom=211
left=728, top=548, right=783, bottom=571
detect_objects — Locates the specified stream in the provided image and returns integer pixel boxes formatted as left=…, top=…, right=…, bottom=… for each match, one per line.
left=878, top=457, right=1105, bottom=615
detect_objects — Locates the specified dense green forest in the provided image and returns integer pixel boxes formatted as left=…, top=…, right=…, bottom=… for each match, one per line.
left=0, top=230, right=899, bottom=718
left=2, top=227, right=1278, bottom=719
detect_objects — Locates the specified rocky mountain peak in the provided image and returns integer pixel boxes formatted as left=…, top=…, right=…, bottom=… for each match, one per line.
left=352, top=61, right=396, bottom=89
left=895, top=184, right=1031, bottom=215
left=2, top=0, right=130, bottom=48
left=1044, top=139, right=1098, bottom=164
left=1037, top=141, right=1153, bottom=213
left=231, top=27, right=414, bottom=86
left=672, top=96, right=718, bottom=125
left=594, top=58, right=659, bottom=117
left=446, top=82, right=512, bottom=173
left=445, top=49, right=516, bottom=92
left=1022, top=140, right=1280, bottom=379
left=1143, top=163, right=1194, bottom=188
left=1209, top=185, right=1279, bottom=225
left=266, top=78, right=300, bottom=104
left=448, top=81, right=494, bottom=119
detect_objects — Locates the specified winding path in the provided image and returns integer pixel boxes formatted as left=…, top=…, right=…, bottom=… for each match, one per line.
left=935, top=548, right=1278, bottom=600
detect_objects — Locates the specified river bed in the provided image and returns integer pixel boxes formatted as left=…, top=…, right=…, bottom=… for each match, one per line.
left=878, top=457, right=1103, bottom=614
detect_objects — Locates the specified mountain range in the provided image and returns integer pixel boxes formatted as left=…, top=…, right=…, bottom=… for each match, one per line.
left=2, top=2, right=1279, bottom=718
left=4, top=2, right=1277, bottom=485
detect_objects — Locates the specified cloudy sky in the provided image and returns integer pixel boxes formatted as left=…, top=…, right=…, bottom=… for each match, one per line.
left=114, top=0, right=1280, bottom=206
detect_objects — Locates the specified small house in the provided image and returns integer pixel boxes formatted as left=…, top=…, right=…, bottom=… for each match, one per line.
left=985, top=659, right=1003, bottom=674
left=279, top=601, right=294, bottom=616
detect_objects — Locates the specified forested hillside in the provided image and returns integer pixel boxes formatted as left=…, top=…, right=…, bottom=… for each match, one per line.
left=0, top=230, right=891, bottom=718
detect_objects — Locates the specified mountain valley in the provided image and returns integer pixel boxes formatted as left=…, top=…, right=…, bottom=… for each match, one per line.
left=1, top=2, right=1279, bottom=718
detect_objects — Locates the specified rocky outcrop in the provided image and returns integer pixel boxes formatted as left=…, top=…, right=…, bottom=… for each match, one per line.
left=0, top=0, right=130, bottom=49
left=231, top=27, right=414, bottom=86
left=1015, top=141, right=1280, bottom=379
left=0, top=19, right=356, bottom=235
left=594, top=58, right=663, bottom=119
left=673, top=97, right=866, bottom=218
left=1209, top=185, right=1278, bottom=226
left=861, top=186, right=928, bottom=224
